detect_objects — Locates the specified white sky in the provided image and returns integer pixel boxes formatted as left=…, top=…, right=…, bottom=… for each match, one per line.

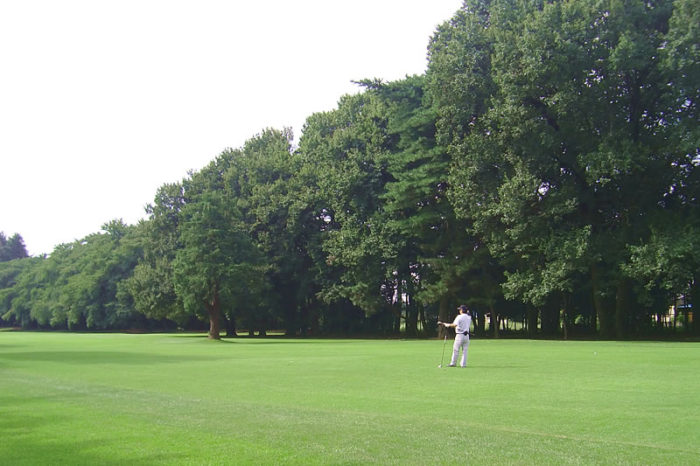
left=1, top=0, right=462, bottom=256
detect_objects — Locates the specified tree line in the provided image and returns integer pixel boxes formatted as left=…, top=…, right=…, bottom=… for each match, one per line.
left=1, top=0, right=698, bottom=339
left=0, top=233, right=28, bottom=262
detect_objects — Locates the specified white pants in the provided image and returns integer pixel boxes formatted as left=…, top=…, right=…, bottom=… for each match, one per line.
left=450, top=333, right=469, bottom=367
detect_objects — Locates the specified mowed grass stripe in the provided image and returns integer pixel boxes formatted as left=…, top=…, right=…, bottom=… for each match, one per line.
left=1, top=333, right=698, bottom=464
left=3, top=371, right=676, bottom=466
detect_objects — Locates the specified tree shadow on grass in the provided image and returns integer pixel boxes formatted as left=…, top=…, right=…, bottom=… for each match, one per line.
left=169, top=334, right=238, bottom=343
left=170, top=334, right=371, bottom=344
left=0, top=351, right=215, bottom=365
left=1, top=391, right=219, bottom=465
left=0, top=410, right=189, bottom=465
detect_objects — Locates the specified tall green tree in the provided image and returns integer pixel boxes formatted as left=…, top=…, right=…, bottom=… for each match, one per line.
left=125, top=244, right=184, bottom=329
left=0, top=232, right=29, bottom=261
left=175, top=155, right=268, bottom=339
left=125, top=183, right=188, bottom=328
left=0, top=256, right=40, bottom=327
left=429, top=0, right=696, bottom=337
left=426, top=1, right=518, bottom=336
left=225, top=128, right=322, bottom=335
left=298, top=92, right=403, bottom=333
left=362, top=76, right=499, bottom=337
left=360, top=77, right=446, bottom=335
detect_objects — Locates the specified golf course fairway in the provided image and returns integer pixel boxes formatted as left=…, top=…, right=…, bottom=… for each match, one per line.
left=1, top=332, right=698, bottom=464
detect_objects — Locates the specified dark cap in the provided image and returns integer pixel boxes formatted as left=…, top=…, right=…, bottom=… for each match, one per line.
left=458, top=304, right=468, bottom=312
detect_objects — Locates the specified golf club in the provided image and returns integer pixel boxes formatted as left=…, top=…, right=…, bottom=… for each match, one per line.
left=438, top=330, right=447, bottom=368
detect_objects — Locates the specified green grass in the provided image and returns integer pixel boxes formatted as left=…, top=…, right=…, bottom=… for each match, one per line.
left=1, top=333, right=698, bottom=465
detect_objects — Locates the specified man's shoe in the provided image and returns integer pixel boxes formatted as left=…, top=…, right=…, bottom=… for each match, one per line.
left=448, top=364, right=456, bottom=367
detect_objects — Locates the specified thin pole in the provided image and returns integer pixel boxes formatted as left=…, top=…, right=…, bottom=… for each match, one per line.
left=439, top=332, right=448, bottom=368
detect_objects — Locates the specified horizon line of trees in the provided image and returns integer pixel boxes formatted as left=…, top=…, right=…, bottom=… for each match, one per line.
left=1, top=0, right=698, bottom=340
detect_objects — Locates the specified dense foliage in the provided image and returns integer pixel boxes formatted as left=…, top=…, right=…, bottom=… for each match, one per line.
left=0, top=232, right=28, bottom=262
left=2, top=0, right=697, bottom=338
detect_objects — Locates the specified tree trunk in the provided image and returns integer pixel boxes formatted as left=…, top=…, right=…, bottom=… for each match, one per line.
left=438, top=296, right=450, bottom=339
left=561, top=309, right=568, bottom=341
left=615, top=279, right=634, bottom=339
left=590, top=292, right=598, bottom=335
left=562, top=294, right=570, bottom=340
left=490, top=304, right=499, bottom=338
left=282, top=284, right=298, bottom=336
left=207, top=292, right=222, bottom=340
left=475, top=309, right=485, bottom=336
left=308, top=298, right=320, bottom=336
left=419, top=305, right=428, bottom=336
left=690, top=280, right=699, bottom=336
left=298, top=298, right=314, bottom=336
left=406, top=302, right=418, bottom=337
left=405, top=273, right=418, bottom=337
left=225, top=314, right=237, bottom=338
left=541, top=295, right=560, bottom=337
left=592, top=264, right=615, bottom=339
left=527, top=305, right=538, bottom=338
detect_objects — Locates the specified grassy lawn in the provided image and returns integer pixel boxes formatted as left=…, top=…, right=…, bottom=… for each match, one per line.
left=1, top=332, right=698, bottom=465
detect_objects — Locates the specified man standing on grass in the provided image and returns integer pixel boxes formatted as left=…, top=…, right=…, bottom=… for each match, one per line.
left=439, top=305, right=472, bottom=367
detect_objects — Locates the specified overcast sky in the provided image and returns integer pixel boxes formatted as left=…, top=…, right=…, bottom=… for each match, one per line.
left=1, top=0, right=462, bottom=256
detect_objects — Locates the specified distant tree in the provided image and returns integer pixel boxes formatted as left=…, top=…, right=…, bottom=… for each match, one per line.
left=125, top=183, right=188, bottom=327
left=0, top=257, right=41, bottom=327
left=625, top=212, right=700, bottom=334
left=0, top=221, right=142, bottom=330
left=0, top=232, right=29, bottom=261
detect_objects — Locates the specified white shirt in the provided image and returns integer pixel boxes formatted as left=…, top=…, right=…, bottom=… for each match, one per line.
left=452, top=313, right=472, bottom=334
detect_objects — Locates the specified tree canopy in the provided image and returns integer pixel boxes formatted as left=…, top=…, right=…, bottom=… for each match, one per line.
left=0, top=232, right=28, bottom=262
left=2, top=0, right=697, bottom=338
